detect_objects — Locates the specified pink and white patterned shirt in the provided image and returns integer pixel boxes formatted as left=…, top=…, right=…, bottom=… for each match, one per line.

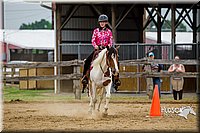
left=91, top=28, right=113, bottom=48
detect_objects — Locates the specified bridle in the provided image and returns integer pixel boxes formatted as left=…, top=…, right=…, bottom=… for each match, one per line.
left=99, top=47, right=118, bottom=75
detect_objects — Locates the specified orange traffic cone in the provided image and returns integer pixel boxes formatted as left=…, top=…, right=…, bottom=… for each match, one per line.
left=150, top=85, right=161, bottom=116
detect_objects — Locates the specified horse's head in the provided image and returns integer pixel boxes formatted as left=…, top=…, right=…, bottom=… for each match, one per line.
left=178, top=106, right=196, bottom=119
left=106, top=46, right=119, bottom=76
left=187, top=106, right=196, bottom=115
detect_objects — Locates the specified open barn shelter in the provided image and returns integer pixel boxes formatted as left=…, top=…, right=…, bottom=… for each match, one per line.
left=47, top=1, right=200, bottom=93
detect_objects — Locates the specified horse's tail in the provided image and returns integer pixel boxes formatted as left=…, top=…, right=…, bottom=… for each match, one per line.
left=92, top=48, right=107, bottom=66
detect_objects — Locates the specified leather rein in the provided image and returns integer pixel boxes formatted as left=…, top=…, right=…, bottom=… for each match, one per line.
left=99, top=50, right=113, bottom=76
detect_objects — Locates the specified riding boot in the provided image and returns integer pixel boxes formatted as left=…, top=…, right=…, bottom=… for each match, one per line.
left=81, top=62, right=90, bottom=93
left=81, top=75, right=88, bottom=85
left=81, top=69, right=90, bottom=93
left=82, top=84, right=86, bottom=93
left=81, top=51, right=95, bottom=84
left=113, top=73, right=121, bottom=91
left=115, top=78, right=121, bottom=86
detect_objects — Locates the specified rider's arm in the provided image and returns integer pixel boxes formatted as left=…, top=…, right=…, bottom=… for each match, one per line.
left=91, top=28, right=98, bottom=49
left=108, top=29, right=113, bottom=47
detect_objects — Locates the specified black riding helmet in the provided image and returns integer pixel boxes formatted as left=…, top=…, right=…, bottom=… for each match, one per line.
left=98, top=14, right=108, bottom=22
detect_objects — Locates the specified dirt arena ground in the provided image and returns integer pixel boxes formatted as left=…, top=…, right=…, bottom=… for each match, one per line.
left=3, top=93, right=199, bottom=133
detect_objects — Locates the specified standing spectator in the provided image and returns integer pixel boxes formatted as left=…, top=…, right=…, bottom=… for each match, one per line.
left=143, top=52, right=163, bottom=99
left=168, top=56, right=185, bottom=100
left=142, top=53, right=153, bottom=99
left=149, top=52, right=163, bottom=98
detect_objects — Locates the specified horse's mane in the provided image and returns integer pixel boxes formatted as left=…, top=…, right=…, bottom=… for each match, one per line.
left=107, top=47, right=117, bottom=58
left=92, top=48, right=107, bottom=66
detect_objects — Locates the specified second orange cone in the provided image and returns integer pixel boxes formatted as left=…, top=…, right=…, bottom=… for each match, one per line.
left=150, top=85, right=161, bottom=116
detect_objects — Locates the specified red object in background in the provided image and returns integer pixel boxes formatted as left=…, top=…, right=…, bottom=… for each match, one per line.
left=1, top=42, right=7, bottom=64
left=1, top=42, right=22, bottom=64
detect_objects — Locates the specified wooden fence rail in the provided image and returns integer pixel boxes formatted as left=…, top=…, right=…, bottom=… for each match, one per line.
left=120, top=59, right=199, bottom=65
left=3, top=59, right=199, bottom=68
left=2, top=59, right=199, bottom=99
left=2, top=59, right=199, bottom=82
left=3, top=72, right=199, bottom=82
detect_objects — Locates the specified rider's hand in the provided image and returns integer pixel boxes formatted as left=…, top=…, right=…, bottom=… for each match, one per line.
left=94, top=46, right=99, bottom=50
left=106, top=45, right=110, bottom=49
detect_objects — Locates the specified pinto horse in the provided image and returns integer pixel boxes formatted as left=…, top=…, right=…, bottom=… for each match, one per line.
left=88, top=46, right=119, bottom=115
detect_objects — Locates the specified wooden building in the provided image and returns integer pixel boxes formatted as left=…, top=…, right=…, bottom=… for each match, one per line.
left=2, top=30, right=54, bottom=63
left=46, top=1, right=200, bottom=93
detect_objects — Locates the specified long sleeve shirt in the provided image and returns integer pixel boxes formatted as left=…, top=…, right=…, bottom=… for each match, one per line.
left=91, top=28, right=113, bottom=48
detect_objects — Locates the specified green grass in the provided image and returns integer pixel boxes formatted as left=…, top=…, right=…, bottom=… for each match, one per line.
left=111, top=93, right=199, bottom=103
left=3, top=85, right=86, bottom=102
left=2, top=85, right=199, bottom=103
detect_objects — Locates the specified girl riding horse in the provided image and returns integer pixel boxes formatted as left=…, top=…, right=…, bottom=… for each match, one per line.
left=88, top=46, right=119, bottom=115
left=81, top=14, right=120, bottom=92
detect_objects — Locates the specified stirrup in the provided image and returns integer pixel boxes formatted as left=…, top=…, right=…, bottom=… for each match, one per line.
left=115, top=80, right=121, bottom=86
left=81, top=77, right=88, bottom=85
left=82, top=84, right=87, bottom=93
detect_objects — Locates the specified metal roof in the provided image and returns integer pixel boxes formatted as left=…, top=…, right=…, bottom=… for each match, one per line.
left=22, top=0, right=198, bottom=4
left=146, top=32, right=193, bottom=44
left=1, top=30, right=54, bottom=50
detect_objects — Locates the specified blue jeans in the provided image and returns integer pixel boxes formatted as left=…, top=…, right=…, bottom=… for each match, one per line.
left=153, top=78, right=161, bottom=97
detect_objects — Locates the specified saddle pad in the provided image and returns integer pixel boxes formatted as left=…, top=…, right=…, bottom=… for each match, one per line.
left=90, top=66, right=93, bottom=70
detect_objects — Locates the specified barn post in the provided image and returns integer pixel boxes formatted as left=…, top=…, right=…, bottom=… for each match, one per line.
left=196, top=7, right=200, bottom=93
left=0, top=2, right=3, bottom=130
left=169, top=4, right=176, bottom=93
left=198, top=8, right=200, bottom=44
left=156, top=6, right=162, bottom=60
left=136, top=42, right=140, bottom=93
left=171, top=4, right=176, bottom=59
left=0, top=0, right=3, bottom=29
left=157, top=7, right=161, bottom=44
left=73, top=64, right=81, bottom=100
left=192, top=7, right=199, bottom=93
left=111, top=4, right=117, bottom=43
left=193, top=8, right=197, bottom=43
left=53, top=3, right=57, bottom=94
left=54, top=3, right=60, bottom=94
left=11, top=67, right=15, bottom=85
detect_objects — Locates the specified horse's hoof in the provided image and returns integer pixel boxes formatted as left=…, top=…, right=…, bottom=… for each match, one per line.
left=102, top=108, right=108, bottom=117
left=103, top=79, right=111, bottom=86
left=88, top=110, right=92, bottom=115
left=102, top=112, right=108, bottom=117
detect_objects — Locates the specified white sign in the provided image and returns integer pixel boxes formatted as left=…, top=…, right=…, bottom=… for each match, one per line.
left=161, top=106, right=196, bottom=119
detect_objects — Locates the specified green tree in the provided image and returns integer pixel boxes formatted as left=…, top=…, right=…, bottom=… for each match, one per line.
left=162, top=20, right=171, bottom=31
left=147, top=20, right=187, bottom=32
left=19, top=19, right=52, bottom=30
left=177, top=22, right=187, bottom=32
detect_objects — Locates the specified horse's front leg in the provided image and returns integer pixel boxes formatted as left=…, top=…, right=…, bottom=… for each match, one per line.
left=97, top=88, right=105, bottom=111
left=88, top=81, right=93, bottom=114
left=88, top=82, right=97, bottom=114
left=103, top=81, right=112, bottom=116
